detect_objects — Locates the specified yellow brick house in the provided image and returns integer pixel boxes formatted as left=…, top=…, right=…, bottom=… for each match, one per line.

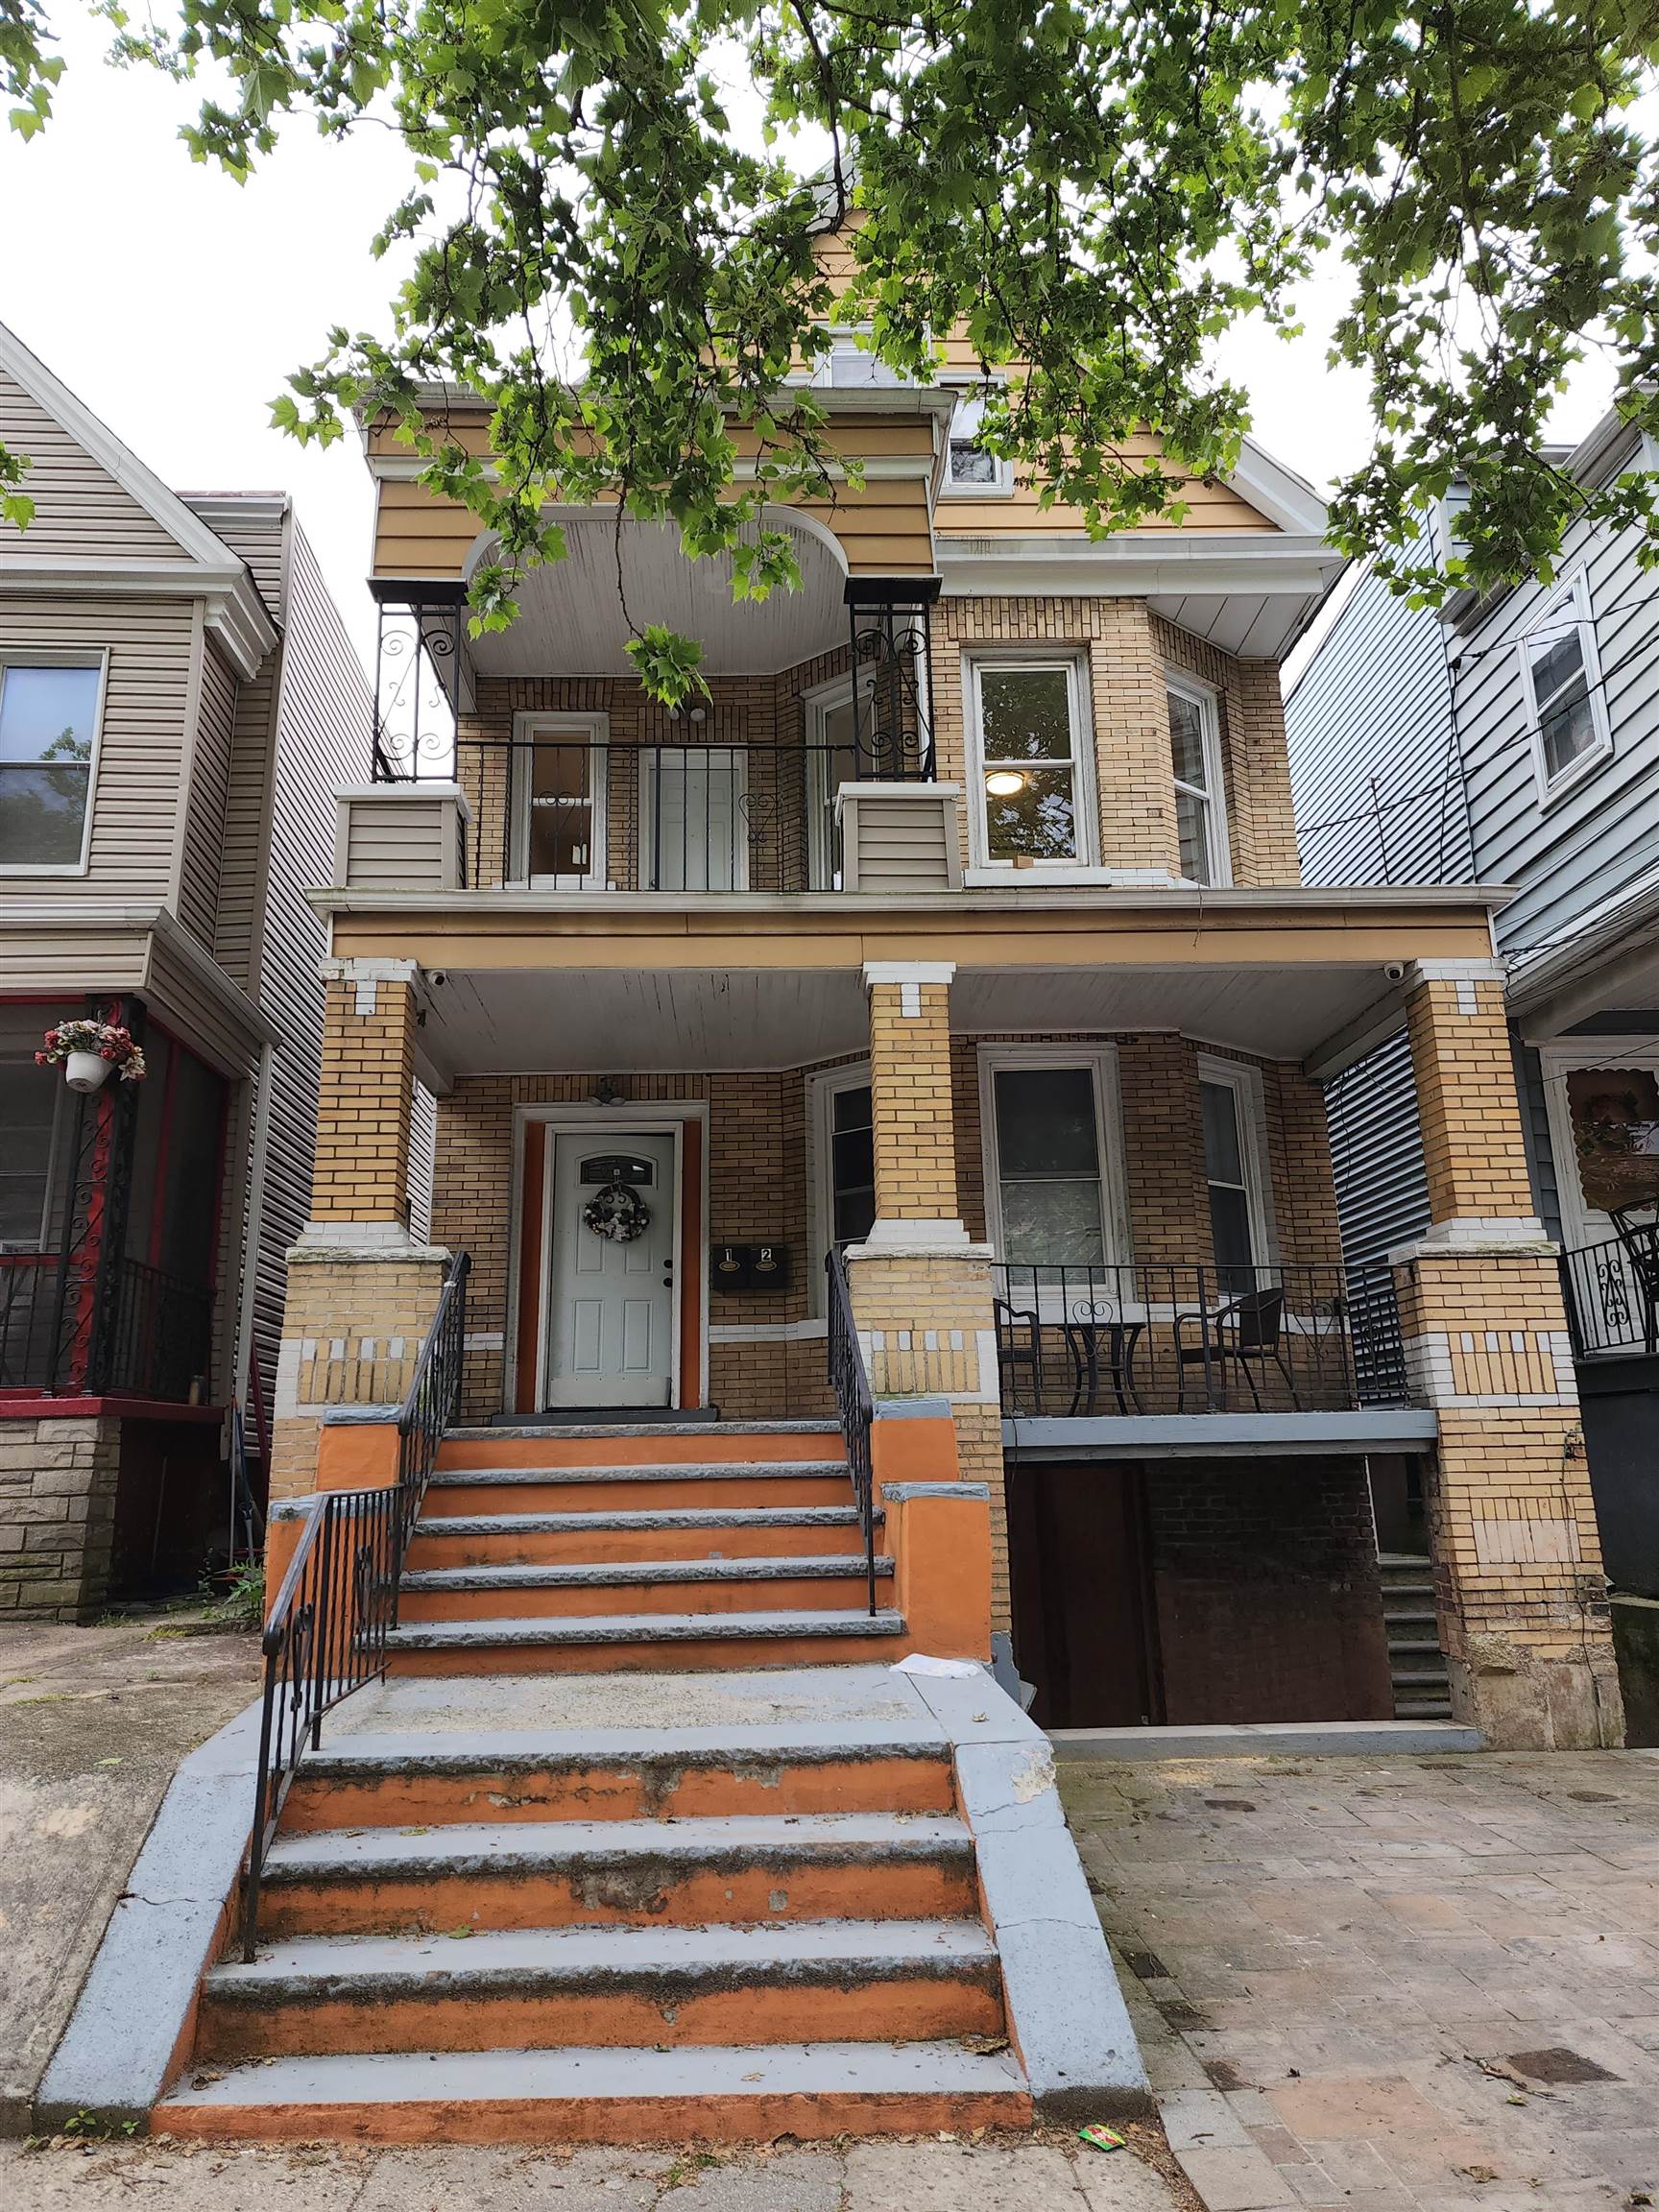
left=270, top=352, right=1623, bottom=1754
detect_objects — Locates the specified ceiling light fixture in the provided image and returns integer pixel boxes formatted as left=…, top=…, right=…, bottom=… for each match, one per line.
left=985, top=769, right=1028, bottom=798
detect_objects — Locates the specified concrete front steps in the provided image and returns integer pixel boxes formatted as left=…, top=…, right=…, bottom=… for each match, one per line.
left=386, top=1422, right=911, bottom=1674
left=156, top=1680, right=1047, bottom=2143
left=1381, top=1552, right=1454, bottom=1719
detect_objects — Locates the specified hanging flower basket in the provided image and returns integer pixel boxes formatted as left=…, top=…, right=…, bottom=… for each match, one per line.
left=583, top=1182, right=651, bottom=1242
left=36, top=1020, right=148, bottom=1094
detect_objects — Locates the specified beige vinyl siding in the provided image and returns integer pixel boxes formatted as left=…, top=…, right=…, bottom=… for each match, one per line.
left=0, top=370, right=193, bottom=562
left=340, top=793, right=456, bottom=889
left=140, top=928, right=263, bottom=1080
left=0, top=594, right=197, bottom=901
left=0, top=924, right=150, bottom=997
left=176, top=642, right=238, bottom=949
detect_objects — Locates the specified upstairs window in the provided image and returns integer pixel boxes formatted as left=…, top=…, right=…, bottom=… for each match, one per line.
left=1520, top=570, right=1610, bottom=795
left=1166, top=673, right=1230, bottom=885
left=946, top=395, right=1013, bottom=495
left=0, top=657, right=105, bottom=872
left=967, top=658, right=1093, bottom=867
left=809, top=326, right=907, bottom=388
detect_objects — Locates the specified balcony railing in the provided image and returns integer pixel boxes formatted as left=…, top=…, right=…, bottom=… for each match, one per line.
left=991, top=1260, right=1408, bottom=1418
left=1560, top=1236, right=1659, bottom=1359
left=0, top=1252, right=212, bottom=1401
left=377, top=736, right=938, bottom=894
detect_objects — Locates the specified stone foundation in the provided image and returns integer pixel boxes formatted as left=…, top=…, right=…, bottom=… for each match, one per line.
left=0, top=1414, right=122, bottom=1621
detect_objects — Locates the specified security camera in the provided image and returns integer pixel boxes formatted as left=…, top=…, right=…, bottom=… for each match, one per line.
left=428, top=970, right=448, bottom=988
left=1382, top=961, right=1407, bottom=984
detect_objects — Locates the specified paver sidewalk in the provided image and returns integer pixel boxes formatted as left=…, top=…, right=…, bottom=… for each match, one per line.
left=1062, top=1751, right=1659, bottom=2211
left=0, top=2131, right=1191, bottom=2208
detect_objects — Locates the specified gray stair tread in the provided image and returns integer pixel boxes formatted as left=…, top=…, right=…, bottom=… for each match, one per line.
left=383, top=1609, right=906, bottom=1649
left=414, top=1505, right=879, bottom=1536
left=304, top=1721, right=950, bottom=1774
left=1391, top=1670, right=1453, bottom=1687
left=264, top=1812, right=971, bottom=1878
left=446, top=1421, right=842, bottom=1440
left=401, top=1555, right=893, bottom=1593
left=158, top=2038, right=1027, bottom=2111
left=428, top=1461, right=848, bottom=1487
left=213, top=1918, right=997, bottom=1994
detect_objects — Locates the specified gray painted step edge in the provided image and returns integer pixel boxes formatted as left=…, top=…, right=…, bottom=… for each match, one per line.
left=428, top=1461, right=849, bottom=1488
left=383, top=1609, right=906, bottom=1649
left=413, top=1504, right=881, bottom=1536
left=263, top=1812, right=973, bottom=1881
left=156, top=2039, right=1029, bottom=2113
left=299, top=1720, right=950, bottom=1777
left=400, top=1555, right=895, bottom=1593
left=213, top=1918, right=998, bottom=1997
left=447, top=1421, right=842, bottom=1440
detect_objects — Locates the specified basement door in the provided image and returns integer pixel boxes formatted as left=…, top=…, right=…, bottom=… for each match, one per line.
left=542, top=1131, right=678, bottom=1407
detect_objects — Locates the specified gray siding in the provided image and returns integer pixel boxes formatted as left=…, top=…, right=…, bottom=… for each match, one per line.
left=177, top=642, right=237, bottom=950
left=0, top=595, right=197, bottom=904
left=1286, top=562, right=1471, bottom=888
left=1321, top=1030, right=1431, bottom=1268
left=0, top=369, right=192, bottom=562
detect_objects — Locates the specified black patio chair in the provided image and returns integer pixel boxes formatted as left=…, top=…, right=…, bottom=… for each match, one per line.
left=1174, top=1284, right=1300, bottom=1410
left=994, top=1295, right=1046, bottom=1414
left=1609, top=1205, right=1659, bottom=1354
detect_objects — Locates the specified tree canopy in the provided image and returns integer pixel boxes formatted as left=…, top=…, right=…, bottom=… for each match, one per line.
left=5, top=0, right=1658, bottom=692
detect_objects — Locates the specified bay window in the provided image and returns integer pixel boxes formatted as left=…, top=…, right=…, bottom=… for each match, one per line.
left=1166, top=673, right=1229, bottom=884
left=967, top=658, right=1093, bottom=867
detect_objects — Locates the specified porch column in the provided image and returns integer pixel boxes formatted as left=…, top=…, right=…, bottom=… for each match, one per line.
left=270, top=960, right=449, bottom=1502
left=1395, top=960, right=1622, bottom=1747
left=845, top=961, right=1008, bottom=1636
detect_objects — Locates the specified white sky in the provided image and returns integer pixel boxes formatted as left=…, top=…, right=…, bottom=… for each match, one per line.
left=0, top=12, right=1632, bottom=680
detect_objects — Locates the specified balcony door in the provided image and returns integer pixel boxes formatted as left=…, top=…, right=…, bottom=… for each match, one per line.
left=642, top=749, right=748, bottom=891
left=542, top=1130, right=678, bottom=1407
left=511, top=713, right=608, bottom=888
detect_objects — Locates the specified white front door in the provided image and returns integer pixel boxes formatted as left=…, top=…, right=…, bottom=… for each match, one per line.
left=543, top=1132, right=677, bottom=1407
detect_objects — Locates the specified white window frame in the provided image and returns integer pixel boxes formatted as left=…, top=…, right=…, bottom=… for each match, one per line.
left=1518, top=567, right=1611, bottom=803
left=976, top=1044, right=1131, bottom=1267
left=806, top=1059, right=876, bottom=1308
left=1194, top=1053, right=1278, bottom=1273
left=804, top=324, right=910, bottom=390
left=1165, top=669, right=1232, bottom=888
left=802, top=667, right=878, bottom=890
left=943, top=393, right=1014, bottom=498
left=0, top=648, right=109, bottom=878
left=964, top=652, right=1098, bottom=873
left=510, top=710, right=609, bottom=889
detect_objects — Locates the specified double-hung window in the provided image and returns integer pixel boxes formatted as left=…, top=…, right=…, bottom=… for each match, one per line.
left=0, top=656, right=106, bottom=872
left=512, top=713, right=607, bottom=887
left=980, top=1048, right=1125, bottom=1274
left=1196, top=1056, right=1272, bottom=1291
left=945, top=394, right=1013, bottom=495
left=967, top=658, right=1093, bottom=867
left=1166, top=673, right=1229, bottom=884
left=1520, top=570, right=1609, bottom=795
left=808, top=325, right=907, bottom=388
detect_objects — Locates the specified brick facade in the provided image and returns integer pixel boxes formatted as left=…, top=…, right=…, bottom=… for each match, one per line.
left=312, top=974, right=419, bottom=1224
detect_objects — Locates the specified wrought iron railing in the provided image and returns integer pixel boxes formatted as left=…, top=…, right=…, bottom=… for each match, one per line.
left=825, top=1249, right=878, bottom=1617
left=991, top=1259, right=1408, bottom=1418
left=241, top=1253, right=469, bottom=1956
left=1560, top=1236, right=1659, bottom=1358
left=373, top=733, right=936, bottom=894
left=0, top=1251, right=210, bottom=1400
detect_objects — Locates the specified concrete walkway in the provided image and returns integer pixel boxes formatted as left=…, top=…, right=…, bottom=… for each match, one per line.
left=1061, top=1750, right=1659, bottom=2212
left=0, top=2131, right=1191, bottom=2208
left=0, top=1618, right=261, bottom=2132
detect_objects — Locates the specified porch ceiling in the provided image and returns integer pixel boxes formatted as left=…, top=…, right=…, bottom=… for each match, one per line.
left=462, top=514, right=852, bottom=679
left=418, top=957, right=1407, bottom=1077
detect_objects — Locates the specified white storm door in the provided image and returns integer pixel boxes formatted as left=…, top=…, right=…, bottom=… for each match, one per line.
left=544, top=1132, right=677, bottom=1407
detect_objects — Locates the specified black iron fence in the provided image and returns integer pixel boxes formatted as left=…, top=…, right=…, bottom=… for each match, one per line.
left=241, top=1253, right=469, bottom=1956
left=1560, top=1237, right=1659, bottom=1358
left=992, top=1259, right=1408, bottom=1417
left=0, top=1252, right=211, bottom=1400
left=826, top=1249, right=878, bottom=1616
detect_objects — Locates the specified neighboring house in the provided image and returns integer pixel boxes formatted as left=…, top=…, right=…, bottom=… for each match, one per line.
left=0, top=324, right=371, bottom=1620
left=258, top=230, right=1622, bottom=1758
left=1286, top=404, right=1659, bottom=1624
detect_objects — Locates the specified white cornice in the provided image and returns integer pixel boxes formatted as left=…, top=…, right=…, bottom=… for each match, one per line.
left=934, top=530, right=1341, bottom=602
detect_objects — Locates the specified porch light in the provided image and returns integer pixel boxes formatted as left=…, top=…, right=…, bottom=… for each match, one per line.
left=985, top=769, right=1028, bottom=798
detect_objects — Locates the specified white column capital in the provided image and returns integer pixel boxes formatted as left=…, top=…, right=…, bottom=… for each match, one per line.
left=862, top=960, right=957, bottom=990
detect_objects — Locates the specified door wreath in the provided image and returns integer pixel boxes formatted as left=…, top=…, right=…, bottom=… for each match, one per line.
left=583, top=1182, right=652, bottom=1242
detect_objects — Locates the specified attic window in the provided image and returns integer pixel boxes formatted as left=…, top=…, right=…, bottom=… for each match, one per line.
left=1519, top=570, right=1610, bottom=796
left=946, top=396, right=1013, bottom=495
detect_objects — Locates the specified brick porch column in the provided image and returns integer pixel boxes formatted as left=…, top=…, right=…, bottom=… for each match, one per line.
left=844, top=961, right=1008, bottom=1634
left=1395, top=960, right=1623, bottom=1747
left=270, top=960, right=449, bottom=1501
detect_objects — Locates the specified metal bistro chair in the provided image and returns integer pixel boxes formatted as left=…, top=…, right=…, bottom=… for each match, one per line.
left=994, top=1295, right=1046, bottom=1414
left=1609, top=1205, right=1659, bottom=1355
left=1174, top=1284, right=1300, bottom=1411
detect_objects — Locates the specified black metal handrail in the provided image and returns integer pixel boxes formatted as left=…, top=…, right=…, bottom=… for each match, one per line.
left=1560, top=1235, right=1659, bottom=1358
left=240, top=1252, right=469, bottom=1956
left=992, top=1258, right=1408, bottom=1417
left=0, top=1250, right=211, bottom=1400
left=825, top=1249, right=878, bottom=1617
